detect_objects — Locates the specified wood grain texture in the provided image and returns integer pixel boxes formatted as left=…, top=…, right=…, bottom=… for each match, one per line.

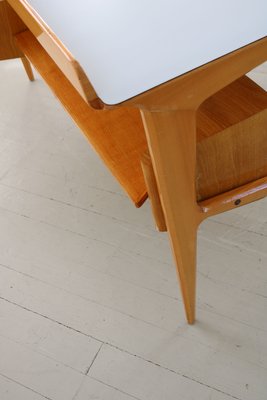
left=16, top=29, right=148, bottom=207
left=197, top=75, right=267, bottom=140
left=196, top=76, right=267, bottom=200
left=0, top=0, right=24, bottom=60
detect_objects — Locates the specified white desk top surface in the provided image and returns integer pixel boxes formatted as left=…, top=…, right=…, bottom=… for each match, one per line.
left=27, top=0, right=266, bottom=104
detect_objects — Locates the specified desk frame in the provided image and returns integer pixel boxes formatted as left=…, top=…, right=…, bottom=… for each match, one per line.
left=1, top=0, right=267, bottom=324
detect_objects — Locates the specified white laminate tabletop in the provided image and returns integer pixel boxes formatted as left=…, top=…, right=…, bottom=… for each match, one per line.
left=27, top=0, right=266, bottom=104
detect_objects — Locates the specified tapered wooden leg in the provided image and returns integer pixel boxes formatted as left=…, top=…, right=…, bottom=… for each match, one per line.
left=21, top=56, right=34, bottom=81
left=141, top=109, right=201, bottom=324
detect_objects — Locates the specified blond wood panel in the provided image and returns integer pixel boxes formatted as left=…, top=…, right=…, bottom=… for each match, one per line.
left=0, top=0, right=23, bottom=60
left=196, top=77, right=267, bottom=200
left=16, top=30, right=148, bottom=207
left=7, top=0, right=98, bottom=105
left=197, top=76, right=267, bottom=140
left=197, top=110, right=267, bottom=200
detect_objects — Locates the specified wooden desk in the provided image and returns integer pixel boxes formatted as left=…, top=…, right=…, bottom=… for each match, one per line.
left=1, top=0, right=267, bottom=323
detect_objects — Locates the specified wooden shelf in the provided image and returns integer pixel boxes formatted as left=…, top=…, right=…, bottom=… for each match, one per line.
left=0, top=0, right=24, bottom=60
left=197, top=76, right=267, bottom=200
left=16, top=29, right=148, bottom=207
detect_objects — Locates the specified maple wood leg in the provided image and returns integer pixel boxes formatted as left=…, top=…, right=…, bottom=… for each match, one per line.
left=21, top=56, right=34, bottom=81
left=141, top=109, right=200, bottom=324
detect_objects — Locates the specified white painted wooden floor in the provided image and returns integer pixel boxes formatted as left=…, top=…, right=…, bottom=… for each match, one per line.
left=0, top=59, right=266, bottom=400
